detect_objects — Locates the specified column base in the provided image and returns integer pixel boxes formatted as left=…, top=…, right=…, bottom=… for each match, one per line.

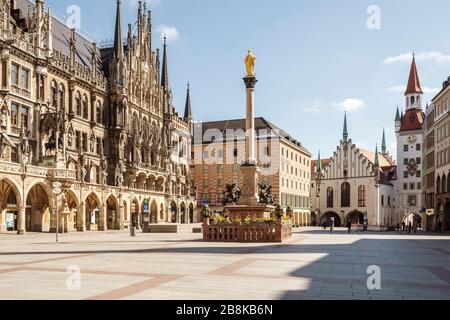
left=17, top=230, right=25, bottom=235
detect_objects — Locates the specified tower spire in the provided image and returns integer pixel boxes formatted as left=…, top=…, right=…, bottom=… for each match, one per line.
left=381, top=128, right=387, bottom=155
left=161, top=35, right=169, bottom=89
left=343, top=112, right=348, bottom=142
left=405, top=54, right=423, bottom=95
left=374, top=144, right=379, bottom=168
left=395, top=106, right=401, bottom=122
left=184, top=83, right=192, bottom=121
left=113, top=0, right=124, bottom=59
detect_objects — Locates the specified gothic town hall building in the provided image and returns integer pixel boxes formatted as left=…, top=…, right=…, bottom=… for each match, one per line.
left=0, top=0, right=197, bottom=234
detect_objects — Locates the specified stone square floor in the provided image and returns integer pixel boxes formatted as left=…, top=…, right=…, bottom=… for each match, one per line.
left=0, top=228, right=449, bottom=300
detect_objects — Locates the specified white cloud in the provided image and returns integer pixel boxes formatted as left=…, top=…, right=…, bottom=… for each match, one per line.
left=387, top=85, right=439, bottom=94
left=304, top=107, right=321, bottom=114
left=383, top=52, right=450, bottom=65
left=156, top=25, right=179, bottom=43
left=303, top=99, right=324, bottom=114
left=332, top=98, right=365, bottom=112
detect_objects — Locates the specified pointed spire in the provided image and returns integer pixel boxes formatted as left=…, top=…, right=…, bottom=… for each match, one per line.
left=405, top=54, right=423, bottom=95
left=184, top=83, right=192, bottom=121
left=381, top=128, right=387, bottom=154
left=343, top=112, right=348, bottom=142
left=316, top=150, right=322, bottom=173
left=395, top=106, right=401, bottom=122
left=374, top=144, right=379, bottom=168
left=113, top=0, right=124, bottom=59
left=161, top=35, right=169, bottom=89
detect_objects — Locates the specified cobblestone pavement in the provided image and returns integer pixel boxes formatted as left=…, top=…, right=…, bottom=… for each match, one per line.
left=0, top=228, right=449, bottom=300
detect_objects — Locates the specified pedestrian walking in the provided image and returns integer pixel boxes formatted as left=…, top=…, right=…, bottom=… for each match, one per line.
left=402, top=222, right=406, bottom=232
left=329, top=218, right=335, bottom=234
left=347, top=220, right=352, bottom=234
left=438, top=220, right=443, bottom=234
left=413, top=221, right=418, bottom=234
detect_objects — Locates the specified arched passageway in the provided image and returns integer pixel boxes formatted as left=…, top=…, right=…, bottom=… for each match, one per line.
left=345, top=211, right=364, bottom=225
left=180, top=203, right=186, bottom=224
left=25, top=184, right=50, bottom=232
left=106, top=196, right=119, bottom=230
left=0, top=180, right=21, bottom=232
left=320, top=212, right=342, bottom=227
left=170, top=202, right=177, bottom=223
left=150, top=200, right=158, bottom=224
left=85, top=193, right=101, bottom=231
left=189, top=204, right=194, bottom=224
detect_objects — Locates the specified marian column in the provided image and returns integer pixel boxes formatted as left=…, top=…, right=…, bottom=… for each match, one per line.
left=240, top=49, right=260, bottom=206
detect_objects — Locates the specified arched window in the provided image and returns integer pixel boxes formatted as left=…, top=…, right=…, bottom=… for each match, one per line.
left=75, top=92, right=81, bottom=116
left=51, top=81, right=58, bottom=108
left=327, top=187, right=334, bottom=208
left=96, top=101, right=102, bottom=124
left=358, top=185, right=366, bottom=207
left=341, top=182, right=351, bottom=207
left=59, top=84, right=65, bottom=111
left=82, top=95, right=89, bottom=120
left=437, top=176, right=441, bottom=194
left=442, top=174, right=447, bottom=194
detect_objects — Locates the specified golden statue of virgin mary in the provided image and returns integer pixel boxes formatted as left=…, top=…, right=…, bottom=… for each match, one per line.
left=245, top=49, right=256, bottom=77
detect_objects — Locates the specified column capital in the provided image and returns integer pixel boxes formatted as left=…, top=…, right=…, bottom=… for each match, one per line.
left=243, top=76, right=258, bottom=89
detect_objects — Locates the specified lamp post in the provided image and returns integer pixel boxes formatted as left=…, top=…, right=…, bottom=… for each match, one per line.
left=129, top=190, right=136, bottom=237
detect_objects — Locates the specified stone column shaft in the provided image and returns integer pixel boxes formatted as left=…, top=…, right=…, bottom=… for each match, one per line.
left=17, top=207, right=26, bottom=235
left=246, top=87, right=256, bottom=164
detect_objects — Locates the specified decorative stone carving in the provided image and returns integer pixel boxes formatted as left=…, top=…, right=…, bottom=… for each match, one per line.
left=223, top=184, right=242, bottom=205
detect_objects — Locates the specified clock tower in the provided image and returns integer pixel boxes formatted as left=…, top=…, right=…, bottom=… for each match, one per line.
left=395, top=55, right=426, bottom=226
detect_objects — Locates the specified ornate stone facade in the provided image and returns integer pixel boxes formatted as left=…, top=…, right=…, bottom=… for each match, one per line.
left=0, top=0, right=196, bottom=234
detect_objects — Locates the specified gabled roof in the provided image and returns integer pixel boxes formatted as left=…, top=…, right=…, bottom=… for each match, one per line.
left=405, top=56, right=423, bottom=95
left=358, top=148, right=395, bottom=167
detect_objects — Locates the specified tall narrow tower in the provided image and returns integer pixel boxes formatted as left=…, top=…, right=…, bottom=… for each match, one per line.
left=395, top=55, right=425, bottom=225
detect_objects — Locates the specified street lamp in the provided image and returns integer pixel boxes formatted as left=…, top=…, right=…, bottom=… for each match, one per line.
left=129, top=191, right=136, bottom=237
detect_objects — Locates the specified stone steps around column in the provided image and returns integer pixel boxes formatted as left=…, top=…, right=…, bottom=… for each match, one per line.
left=148, top=223, right=203, bottom=234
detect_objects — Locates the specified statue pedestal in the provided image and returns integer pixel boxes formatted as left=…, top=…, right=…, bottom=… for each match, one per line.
left=225, top=204, right=275, bottom=220
left=239, top=163, right=260, bottom=206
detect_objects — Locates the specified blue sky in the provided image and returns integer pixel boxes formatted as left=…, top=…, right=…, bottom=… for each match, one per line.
left=46, top=0, right=450, bottom=160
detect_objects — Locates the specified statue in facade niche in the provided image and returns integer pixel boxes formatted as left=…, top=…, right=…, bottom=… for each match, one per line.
left=1, top=108, right=6, bottom=128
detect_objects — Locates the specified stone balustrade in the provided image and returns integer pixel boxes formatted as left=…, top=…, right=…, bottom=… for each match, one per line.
left=203, top=219, right=292, bottom=243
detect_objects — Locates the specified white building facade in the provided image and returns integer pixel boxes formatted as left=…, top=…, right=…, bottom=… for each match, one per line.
left=311, top=115, right=397, bottom=229
left=394, top=56, right=426, bottom=227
